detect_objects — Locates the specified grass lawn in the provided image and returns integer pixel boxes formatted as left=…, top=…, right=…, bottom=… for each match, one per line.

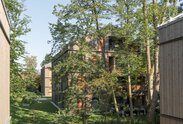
left=29, top=99, right=58, bottom=113
left=11, top=99, right=60, bottom=124
left=88, top=114, right=147, bottom=124
left=11, top=98, right=148, bottom=124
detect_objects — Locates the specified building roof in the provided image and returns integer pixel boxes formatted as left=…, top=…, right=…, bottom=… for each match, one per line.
left=52, top=42, right=76, bottom=63
left=0, top=0, right=10, bottom=44
left=44, top=63, right=52, bottom=68
left=158, top=12, right=183, bottom=29
left=1, top=0, right=10, bottom=27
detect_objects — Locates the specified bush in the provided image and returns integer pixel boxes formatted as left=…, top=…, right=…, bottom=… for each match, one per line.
left=21, top=92, right=39, bottom=105
left=55, top=110, right=81, bottom=124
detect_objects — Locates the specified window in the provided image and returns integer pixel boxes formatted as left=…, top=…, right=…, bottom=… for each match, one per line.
left=109, top=57, right=115, bottom=72
left=108, top=37, right=115, bottom=50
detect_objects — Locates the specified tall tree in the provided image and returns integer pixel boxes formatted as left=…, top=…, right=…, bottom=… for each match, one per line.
left=50, top=0, right=111, bottom=63
left=50, top=1, right=118, bottom=122
left=23, top=55, right=39, bottom=93
left=142, top=0, right=153, bottom=105
left=114, top=0, right=143, bottom=118
left=4, top=0, right=31, bottom=100
left=147, top=0, right=178, bottom=123
left=53, top=40, right=101, bottom=121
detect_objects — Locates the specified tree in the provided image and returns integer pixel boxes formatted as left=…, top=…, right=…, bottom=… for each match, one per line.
left=50, top=0, right=180, bottom=122
left=140, top=0, right=178, bottom=123
left=23, top=55, right=39, bottom=93
left=4, top=0, right=31, bottom=101
left=114, top=0, right=144, bottom=118
left=53, top=40, right=101, bottom=120
left=92, top=69, right=121, bottom=114
left=141, top=0, right=154, bottom=105
left=50, top=0, right=111, bottom=57
left=50, top=1, right=116, bottom=123
left=41, top=53, right=53, bottom=67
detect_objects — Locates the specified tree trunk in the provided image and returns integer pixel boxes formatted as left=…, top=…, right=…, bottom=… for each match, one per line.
left=148, top=44, right=160, bottom=124
left=147, top=40, right=153, bottom=103
left=160, top=1, right=168, bottom=23
left=128, top=64, right=133, bottom=118
left=124, top=1, right=133, bottom=118
left=112, top=87, right=119, bottom=113
left=148, top=0, right=160, bottom=123
left=142, top=0, right=153, bottom=105
left=173, top=0, right=177, bottom=16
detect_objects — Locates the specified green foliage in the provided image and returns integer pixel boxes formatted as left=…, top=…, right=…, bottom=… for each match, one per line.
left=92, top=70, right=119, bottom=92
left=22, top=55, right=40, bottom=93
left=113, top=0, right=146, bottom=77
left=49, top=0, right=112, bottom=54
left=88, top=114, right=147, bottom=124
left=49, top=0, right=180, bottom=122
left=12, top=102, right=148, bottom=124
left=50, top=0, right=115, bottom=115
left=41, top=53, right=53, bottom=67
left=29, top=100, right=58, bottom=113
left=50, top=0, right=113, bottom=110
left=4, top=0, right=31, bottom=101
left=56, top=110, right=82, bottom=124
left=51, top=0, right=144, bottom=118
left=11, top=100, right=59, bottom=124
left=53, top=40, right=100, bottom=115
left=24, top=55, right=37, bottom=70
left=21, top=91, right=38, bottom=104
left=116, top=50, right=145, bottom=79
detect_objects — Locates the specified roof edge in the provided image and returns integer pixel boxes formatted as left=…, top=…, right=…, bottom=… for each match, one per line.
left=158, top=12, right=183, bottom=29
left=0, top=20, right=10, bottom=44
left=1, top=0, right=10, bottom=27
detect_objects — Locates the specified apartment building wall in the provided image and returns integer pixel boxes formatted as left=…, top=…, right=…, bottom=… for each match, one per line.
left=41, top=63, right=52, bottom=97
left=0, top=0, right=10, bottom=124
left=52, top=49, right=70, bottom=108
left=52, top=36, right=116, bottom=108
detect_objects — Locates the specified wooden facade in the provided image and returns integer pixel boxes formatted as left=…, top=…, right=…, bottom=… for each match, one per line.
left=159, top=14, right=183, bottom=124
left=0, top=0, right=10, bottom=123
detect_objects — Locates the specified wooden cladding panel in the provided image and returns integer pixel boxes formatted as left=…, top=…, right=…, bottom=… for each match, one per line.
left=160, top=39, right=183, bottom=120
left=160, top=43, right=166, bottom=115
left=180, top=40, right=183, bottom=118
left=161, top=116, right=183, bottom=124
left=159, top=19, right=183, bottom=43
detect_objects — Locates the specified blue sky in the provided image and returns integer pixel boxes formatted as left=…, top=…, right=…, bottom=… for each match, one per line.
left=21, top=0, right=68, bottom=70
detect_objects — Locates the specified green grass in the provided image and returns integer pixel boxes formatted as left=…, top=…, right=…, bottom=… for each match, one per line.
left=11, top=104, right=59, bottom=124
left=11, top=98, right=60, bottom=124
left=88, top=114, right=147, bottom=124
left=29, top=100, right=58, bottom=113
left=11, top=98, right=148, bottom=124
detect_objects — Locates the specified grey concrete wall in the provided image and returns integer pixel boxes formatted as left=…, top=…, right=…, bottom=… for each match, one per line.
left=0, top=0, right=10, bottom=124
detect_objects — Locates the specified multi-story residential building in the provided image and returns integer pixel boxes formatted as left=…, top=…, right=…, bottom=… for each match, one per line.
left=41, top=63, right=52, bottom=97
left=52, top=35, right=146, bottom=114
left=0, top=0, right=11, bottom=123
left=52, top=35, right=116, bottom=108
